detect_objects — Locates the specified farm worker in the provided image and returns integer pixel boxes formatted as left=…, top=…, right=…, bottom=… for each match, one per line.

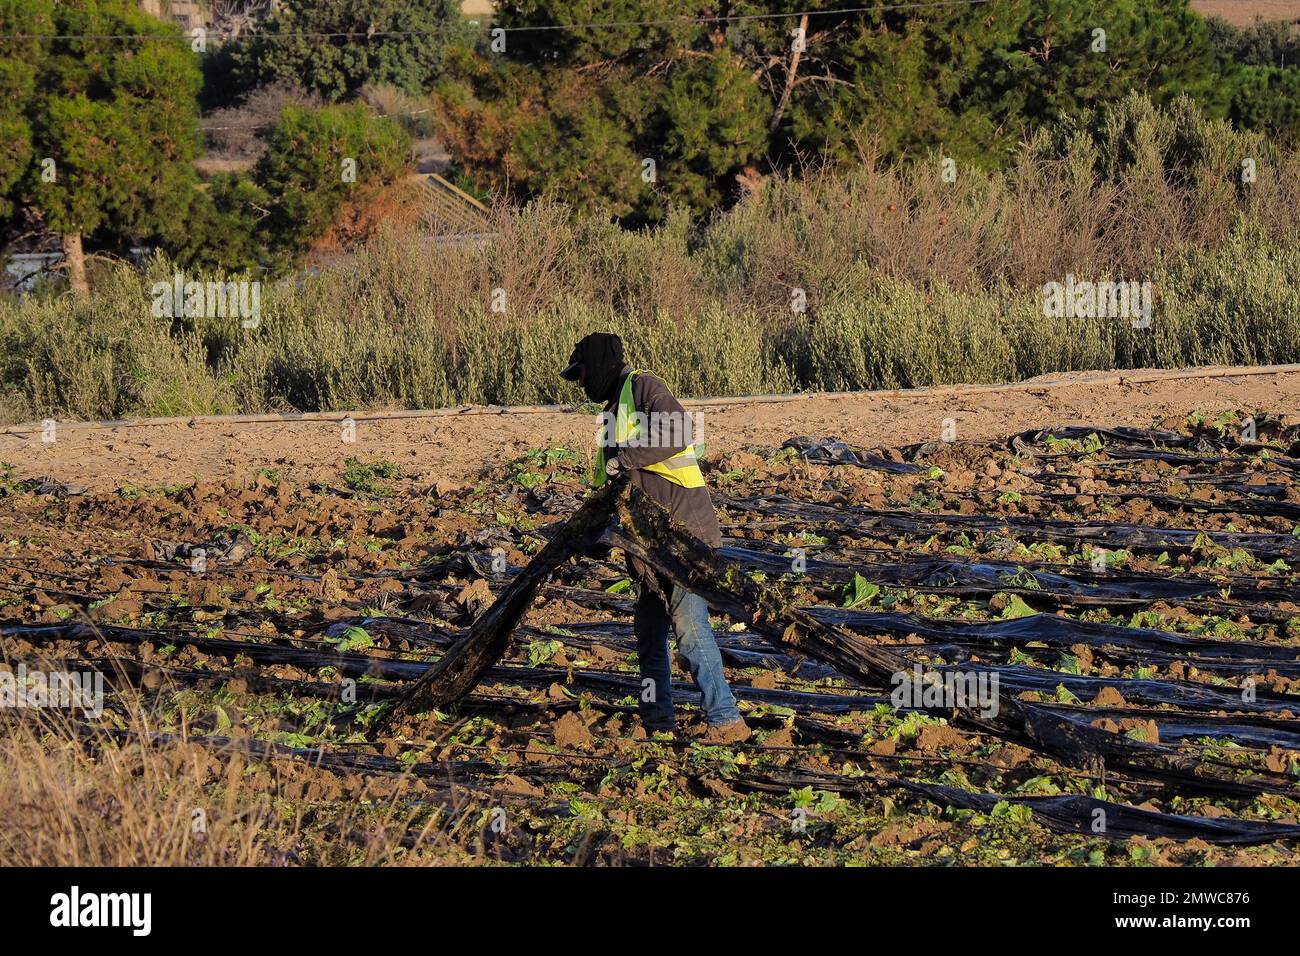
left=560, top=332, right=751, bottom=743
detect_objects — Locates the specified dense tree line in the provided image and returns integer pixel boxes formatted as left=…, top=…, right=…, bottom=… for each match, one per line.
left=0, top=0, right=415, bottom=287
left=433, top=0, right=1219, bottom=223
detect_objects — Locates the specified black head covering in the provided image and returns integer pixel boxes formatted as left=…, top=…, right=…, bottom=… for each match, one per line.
left=560, top=332, right=626, bottom=404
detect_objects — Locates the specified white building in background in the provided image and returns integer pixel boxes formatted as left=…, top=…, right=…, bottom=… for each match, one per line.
left=137, top=0, right=208, bottom=31
left=4, top=253, right=63, bottom=294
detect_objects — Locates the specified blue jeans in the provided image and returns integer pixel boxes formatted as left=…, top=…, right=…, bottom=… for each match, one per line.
left=634, top=583, right=741, bottom=729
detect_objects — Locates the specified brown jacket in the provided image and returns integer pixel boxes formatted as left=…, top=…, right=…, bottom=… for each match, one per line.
left=605, top=368, right=722, bottom=552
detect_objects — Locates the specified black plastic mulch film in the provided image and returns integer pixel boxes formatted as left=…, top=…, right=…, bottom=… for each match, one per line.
left=6, top=422, right=1300, bottom=846
left=619, top=424, right=1300, bottom=843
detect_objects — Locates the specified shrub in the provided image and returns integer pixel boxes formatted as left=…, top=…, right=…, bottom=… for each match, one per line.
left=6, top=97, right=1300, bottom=423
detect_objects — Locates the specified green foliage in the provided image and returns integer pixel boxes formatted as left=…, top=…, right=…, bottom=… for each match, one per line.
left=1045, top=433, right=1103, bottom=455
left=996, top=593, right=1037, bottom=620
left=1027, top=90, right=1265, bottom=191
left=788, top=786, right=843, bottom=815
left=253, top=103, right=411, bottom=263
left=508, top=445, right=583, bottom=487
left=331, top=626, right=374, bottom=652
left=770, top=0, right=1020, bottom=163
left=341, top=457, right=403, bottom=495
left=999, top=567, right=1040, bottom=590
left=442, top=0, right=1219, bottom=219
left=658, top=50, right=770, bottom=212
left=1229, top=66, right=1300, bottom=144
left=1054, top=683, right=1081, bottom=704
left=0, top=0, right=50, bottom=221
left=7, top=203, right=1300, bottom=422
left=478, top=11, right=768, bottom=224
left=7, top=96, right=1300, bottom=421
left=842, top=572, right=880, bottom=609
left=0, top=0, right=1283, bottom=277
left=11, top=0, right=202, bottom=244
left=993, top=1, right=1214, bottom=131
left=989, top=800, right=1034, bottom=825
left=173, top=102, right=410, bottom=273
left=526, top=639, right=561, bottom=667
left=231, top=0, right=467, bottom=101
left=174, top=175, right=274, bottom=273
left=0, top=4, right=415, bottom=273
left=1206, top=16, right=1300, bottom=69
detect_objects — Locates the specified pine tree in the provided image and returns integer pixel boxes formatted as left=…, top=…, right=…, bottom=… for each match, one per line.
left=17, top=0, right=202, bottom=294
left=445, top=0, right=770, bottom=224
left=0, top=1, right=50, bottom=224
left=441, top=0, right=1221, bottom=215
left=232, top=0, right=469, bottom=101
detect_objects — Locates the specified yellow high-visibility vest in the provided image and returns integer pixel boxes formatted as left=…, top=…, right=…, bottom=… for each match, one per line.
left=593, top=371, right=705, bottom=488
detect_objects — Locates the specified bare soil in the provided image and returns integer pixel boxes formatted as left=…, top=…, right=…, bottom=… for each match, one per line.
left=3, top=394, right=1299, bottom=864
left=1191, top=0, right=1300, bottom=26
left=4, top=365, right=1299, bottom=491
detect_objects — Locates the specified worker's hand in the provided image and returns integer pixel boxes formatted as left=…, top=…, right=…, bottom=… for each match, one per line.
left=605, top=456, right=621, bottom=476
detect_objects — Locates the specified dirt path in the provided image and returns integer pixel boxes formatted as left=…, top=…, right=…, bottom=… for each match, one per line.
left=1190, top=0, right=1300, bottom=27
left=3, top=365, right=1299, bottom=491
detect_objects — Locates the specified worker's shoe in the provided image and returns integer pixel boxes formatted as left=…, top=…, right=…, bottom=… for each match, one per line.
left=696, top=719, right=752, bottom=745
left=640, top=721, right=676, bottom=738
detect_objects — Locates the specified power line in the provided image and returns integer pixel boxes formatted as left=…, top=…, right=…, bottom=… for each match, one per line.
left=0, top=0, right=991, bottom=44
